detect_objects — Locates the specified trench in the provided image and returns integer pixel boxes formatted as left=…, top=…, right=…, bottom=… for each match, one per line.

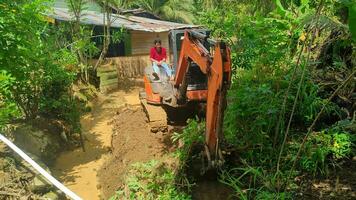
left=52, top=88, right=141, bottom=200
left=51, top=86, right=233, bottom=200
left=192, top=174, right=235, bottom=200
left=184, top=146, right=235, bottom=200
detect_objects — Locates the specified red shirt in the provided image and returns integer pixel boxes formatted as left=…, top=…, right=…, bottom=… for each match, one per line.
left=150, top=47, right=167, bottom=62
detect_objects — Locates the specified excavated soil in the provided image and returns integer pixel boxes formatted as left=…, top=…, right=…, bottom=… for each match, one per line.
left=97, top=106, right=175, bottom=199
left=52, top=87, right=146, bottom=200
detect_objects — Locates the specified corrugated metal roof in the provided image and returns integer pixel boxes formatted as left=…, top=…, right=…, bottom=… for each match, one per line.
left=47, top=7, right=199, bottom=32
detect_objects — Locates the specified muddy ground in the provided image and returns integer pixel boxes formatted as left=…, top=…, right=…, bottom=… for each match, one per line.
left=95, top=102, right=234, bottom=200
left=2, top=84, right=354, bottom=200
left=51, top=87, right=144, bottom=200
left=97, top=106, right=175, bottom=199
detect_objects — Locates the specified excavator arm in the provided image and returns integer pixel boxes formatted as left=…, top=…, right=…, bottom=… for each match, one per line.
left=174, top=30, right=231, bottom=165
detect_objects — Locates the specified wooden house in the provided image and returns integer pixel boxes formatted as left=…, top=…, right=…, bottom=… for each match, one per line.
left=47, top=1, right=199, bottom=92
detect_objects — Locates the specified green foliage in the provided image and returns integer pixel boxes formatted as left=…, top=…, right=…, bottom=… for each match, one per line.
left=0, top=71, right=20, bottom=128
left=129, top=0, right=196, bottom=23
left=220, top=166, right=291, bottom=200
left=172, top=118, right=204, bottom=163
left=299, top=131, right=352, bottom=173
left=71, top=27, right=100, bottom=62
left=48, top=20, right=99, bottom=74
left=198, top=2, right=293, bottom=72
left=221, top=67, right=343, bottom=198
left=195, top=0, right=355, bottom=198
left=112, top=27, right=128, bottom=43
left=331, top=131, right=353, bottom=159
left=340, top=0, right=356, bottom=41
left=224, top=67, right=338, bottom=148
left=296, top=73, right=342, bottom=124
left=0, top=0, right=81, bottom=135
left=1, top=0, right=48, bottom=118
left=299, top=120, right=354, bottom=173
left=299, top=132, right=332, bottom=173
left=110, top=160, right=191, bottom=200
left=0, top=0, right=75, bottom=119
left=224, top=80, right=280, bottom=147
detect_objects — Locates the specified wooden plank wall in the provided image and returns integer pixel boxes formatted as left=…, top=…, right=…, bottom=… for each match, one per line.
left=93, top=55, right=151, bottom=93
left=96, top=65, right=118, bottom=93
left=106, top=55, right=150, bottom=78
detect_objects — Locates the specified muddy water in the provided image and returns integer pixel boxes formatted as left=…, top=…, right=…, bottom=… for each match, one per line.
left=52, top=88, right=141, bottom=200
left=193, top=180, right=235, bottom=200
left=190, top=170, right=235, bottom=200
left=186, top=155, right=235, bottom=200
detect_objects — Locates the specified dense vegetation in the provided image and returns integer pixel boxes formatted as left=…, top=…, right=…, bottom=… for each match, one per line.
left=199, top=0, right=355, bottom=199
left=1, top=0, right=355, bottom=199
left=113, top=0, right=355, bottom=199
left=0, top=0, right=107, bottom=136
left=0, top=0, right=78, bottom=131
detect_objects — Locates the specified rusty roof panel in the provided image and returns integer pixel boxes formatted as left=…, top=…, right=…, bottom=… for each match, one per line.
left=47, top=8, right=200, bottom=32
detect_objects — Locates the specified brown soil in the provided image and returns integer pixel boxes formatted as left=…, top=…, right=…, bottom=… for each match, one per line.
left=52, top=87, right=144, bottom=200
left=97, top=106, right=174, bottom=199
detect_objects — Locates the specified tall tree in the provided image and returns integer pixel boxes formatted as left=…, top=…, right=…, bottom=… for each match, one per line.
left=130, top=0, right=195, bottom=23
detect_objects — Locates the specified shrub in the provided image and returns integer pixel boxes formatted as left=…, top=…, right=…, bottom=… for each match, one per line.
left=0, top=0, right=79, bottom=131
left=0, top=71, right=20, bottom=128
left=110, top=160, right=191, bottom=200
left=299, top=120, right=354, bottom=174
left=172, top=119, right=204, bottom=163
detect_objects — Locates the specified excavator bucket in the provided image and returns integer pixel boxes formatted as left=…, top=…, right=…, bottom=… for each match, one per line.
left=140, top=66, right=172, bottom=133
left=139, top=96, right=168, bottom=133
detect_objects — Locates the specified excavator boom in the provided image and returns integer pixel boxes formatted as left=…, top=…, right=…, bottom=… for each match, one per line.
left=174, top=30, right=231, bottom=163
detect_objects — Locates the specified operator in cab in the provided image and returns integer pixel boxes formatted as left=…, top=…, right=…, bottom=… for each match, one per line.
left=150, top=39, right=173, bottom=80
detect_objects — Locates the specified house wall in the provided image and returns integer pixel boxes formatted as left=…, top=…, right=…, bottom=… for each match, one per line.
left=130, top=30, right=170, bottom=59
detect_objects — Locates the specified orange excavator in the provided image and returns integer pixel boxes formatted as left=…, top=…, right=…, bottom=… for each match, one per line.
left=140, top=29, right=231, bottom=166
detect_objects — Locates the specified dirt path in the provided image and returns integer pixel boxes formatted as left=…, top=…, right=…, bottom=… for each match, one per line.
left=52, top=87, right=141, bottom=200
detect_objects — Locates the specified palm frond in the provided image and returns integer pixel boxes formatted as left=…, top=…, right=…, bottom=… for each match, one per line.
left=300, top=13, right=348, bottom=34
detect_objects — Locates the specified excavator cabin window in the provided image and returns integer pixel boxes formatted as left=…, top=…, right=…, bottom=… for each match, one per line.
left=168, top=29, right=211, bottom=71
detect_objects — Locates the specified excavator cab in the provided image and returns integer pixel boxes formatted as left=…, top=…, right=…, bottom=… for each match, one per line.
left=169, top=29, right=210, bottom=102
left=169, top=29, right=211, bottom=75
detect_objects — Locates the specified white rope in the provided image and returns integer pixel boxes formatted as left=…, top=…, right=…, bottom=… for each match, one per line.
left=0, top=133, right=82, bottom=200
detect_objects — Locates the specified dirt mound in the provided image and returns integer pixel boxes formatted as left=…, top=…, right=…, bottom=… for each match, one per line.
left=98, top=106, right=174, bottom=199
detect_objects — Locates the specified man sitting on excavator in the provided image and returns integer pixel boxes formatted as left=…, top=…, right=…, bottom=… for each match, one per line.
left=150, top=39, right=173, bottom=80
